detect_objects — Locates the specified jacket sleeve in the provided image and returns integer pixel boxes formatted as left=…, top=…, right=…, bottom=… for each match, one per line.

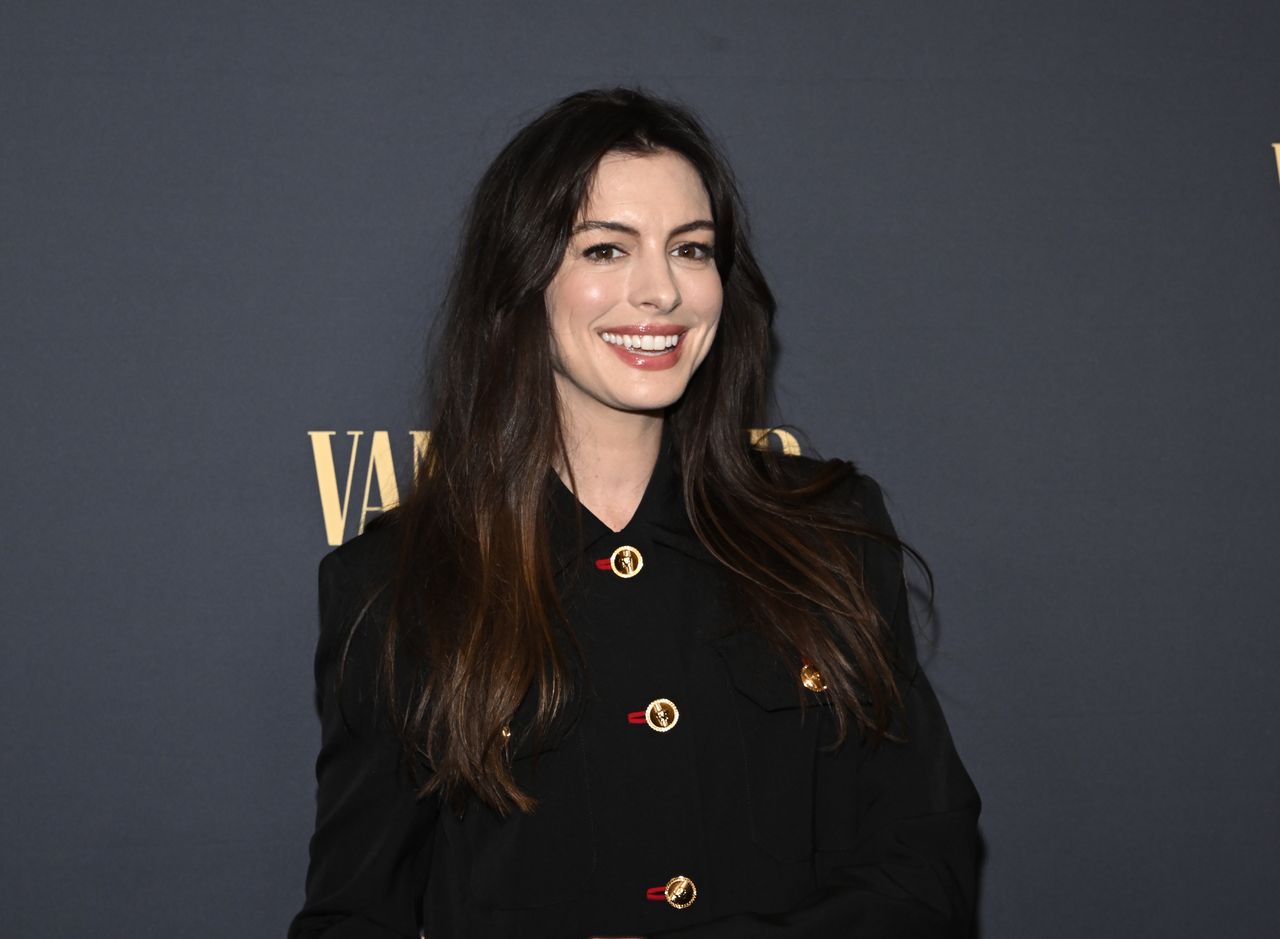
left=652, top=475, right=981, bottom=938
left=289, top=551, right=439, bottom=939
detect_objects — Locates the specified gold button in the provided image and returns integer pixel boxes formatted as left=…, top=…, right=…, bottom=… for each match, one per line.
left=665, top=874, right=697, bottom=909
left=645, top=698, right=679, bottom=732
left=800, top=662, right=827, bottom=693
left=609, top=545, right=644, bottom=578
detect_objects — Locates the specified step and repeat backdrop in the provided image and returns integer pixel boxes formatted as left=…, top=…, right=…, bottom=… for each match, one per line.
left=3, top=2, right=1278, bottom=936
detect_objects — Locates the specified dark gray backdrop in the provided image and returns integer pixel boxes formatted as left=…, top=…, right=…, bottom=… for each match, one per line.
left=3, top=2, right=1278, bottom=936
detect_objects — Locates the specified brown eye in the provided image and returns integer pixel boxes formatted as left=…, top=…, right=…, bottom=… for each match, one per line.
left=583, top=243, right=623, bottom=261
left=672, top=242, right=713, bottom=261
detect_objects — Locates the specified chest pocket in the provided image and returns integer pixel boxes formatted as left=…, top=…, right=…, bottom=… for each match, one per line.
left=714, top=631, right=823, bottom=862
left=466, top=722, right=597, bottom=910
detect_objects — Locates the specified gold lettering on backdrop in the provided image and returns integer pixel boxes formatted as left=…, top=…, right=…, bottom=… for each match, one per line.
left=359, top=431, right=400, bottom=535
left=311, top=428, right=801, bottom=544
left=308, top=431, right=363, bottom=546
left=1274, top=144, right=1280, bottom=186
left=749, top=427, right=802, bottom=455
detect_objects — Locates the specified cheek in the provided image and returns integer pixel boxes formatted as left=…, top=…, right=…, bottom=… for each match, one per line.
left=687, top=270, right=724, bottom=315
left=695, top=281, right=724, bottom=334
left=692, top=283, right=723, bottom=362
left=699, top=319, right=722, bottom=361
left=687, top=310, right=722, bottom=372
left=548, top=275, right=613, bottom=337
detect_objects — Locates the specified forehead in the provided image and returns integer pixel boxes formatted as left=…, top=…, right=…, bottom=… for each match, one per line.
left=578, top=150, right=711, bottom=219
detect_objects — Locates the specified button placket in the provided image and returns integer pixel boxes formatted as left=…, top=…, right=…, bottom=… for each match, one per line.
left=592, top=537, right=697, bottom=910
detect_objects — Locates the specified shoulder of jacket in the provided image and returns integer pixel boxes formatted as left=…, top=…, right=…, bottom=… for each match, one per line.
left=747, top=446, right=894, bottom=536
left=319, top=510, right=400, bottom=590
left=312, top=515, right=405, bottom=698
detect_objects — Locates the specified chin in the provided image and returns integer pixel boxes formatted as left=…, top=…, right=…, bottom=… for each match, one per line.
left=609, top=382, right=693, bottom=414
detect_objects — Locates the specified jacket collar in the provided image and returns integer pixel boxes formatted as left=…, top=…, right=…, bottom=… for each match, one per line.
left=546, top=423, right=714, bottom=575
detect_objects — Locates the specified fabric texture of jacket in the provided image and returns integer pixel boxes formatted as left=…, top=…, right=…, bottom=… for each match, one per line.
left=290, top=436, right=981, bottom=938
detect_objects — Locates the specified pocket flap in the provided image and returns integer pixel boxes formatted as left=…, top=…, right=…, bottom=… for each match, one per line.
left=714, top=630, right=808, bottom=711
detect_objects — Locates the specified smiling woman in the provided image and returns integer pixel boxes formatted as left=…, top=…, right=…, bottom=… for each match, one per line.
left=547, top=150, right=724, bottom=526
left=290, top=88, right=980, bottom=939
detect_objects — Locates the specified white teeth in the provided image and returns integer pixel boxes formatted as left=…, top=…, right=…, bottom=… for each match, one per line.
left=601, top=331, right=683, bottom=352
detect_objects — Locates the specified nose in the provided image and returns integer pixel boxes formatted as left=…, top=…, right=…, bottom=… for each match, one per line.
left=627, top=249, right=681, bottom=314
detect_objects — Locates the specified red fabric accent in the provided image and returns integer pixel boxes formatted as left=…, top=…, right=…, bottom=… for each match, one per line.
left=594, top=558, right=612, bottom=570
left=627, top=711, right=647, bottom=724
left=645, top=886, right=667, bottom=902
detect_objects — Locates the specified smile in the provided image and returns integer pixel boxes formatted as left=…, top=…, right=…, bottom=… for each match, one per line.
left=597, top=326, right=688, bottom=371
left=600, top=331, right=684, bottom=353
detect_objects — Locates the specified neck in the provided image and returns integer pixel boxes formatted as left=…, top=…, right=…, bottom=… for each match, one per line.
left=556, top=405, right=664, bottom=533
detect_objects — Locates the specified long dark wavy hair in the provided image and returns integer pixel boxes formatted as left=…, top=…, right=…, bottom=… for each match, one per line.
left=377, top=88, right=910, bottom=815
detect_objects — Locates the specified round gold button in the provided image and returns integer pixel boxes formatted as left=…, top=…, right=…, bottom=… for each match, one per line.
left=609, top=545, right=644, bottom=578
left=664, top=874, right=697, bottom=909
left=645, top=698, right=679, bottom=733
left=800, top=662, right=827, bottom=693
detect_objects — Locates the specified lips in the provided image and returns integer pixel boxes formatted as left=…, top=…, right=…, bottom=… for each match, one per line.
left=598, top=325, right=688, bottom=370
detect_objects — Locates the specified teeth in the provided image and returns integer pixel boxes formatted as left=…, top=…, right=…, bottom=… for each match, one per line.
left=601, top=332, right=682, bottom=352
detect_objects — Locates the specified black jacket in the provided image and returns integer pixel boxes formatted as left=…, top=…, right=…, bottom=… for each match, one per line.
left=290, top=441, right=981, bottom=938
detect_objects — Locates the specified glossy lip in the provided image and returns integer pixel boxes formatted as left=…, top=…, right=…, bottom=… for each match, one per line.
left=598, top=324, right=689, bottom=371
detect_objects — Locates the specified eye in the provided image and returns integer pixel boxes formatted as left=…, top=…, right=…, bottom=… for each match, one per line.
left=582, top=243, right=625, bottom=262
left=671, top=241, right=714, bottom=261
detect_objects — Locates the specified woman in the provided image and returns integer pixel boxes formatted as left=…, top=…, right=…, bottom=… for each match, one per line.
left=291, top=88, right=980, bottom=939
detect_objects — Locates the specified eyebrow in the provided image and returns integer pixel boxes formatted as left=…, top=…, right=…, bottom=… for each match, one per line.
left=571, top=219, right=715, bottom=238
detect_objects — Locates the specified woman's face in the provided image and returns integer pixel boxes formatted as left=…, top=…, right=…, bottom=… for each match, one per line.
left=545, top=149, right=723, bottom=431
